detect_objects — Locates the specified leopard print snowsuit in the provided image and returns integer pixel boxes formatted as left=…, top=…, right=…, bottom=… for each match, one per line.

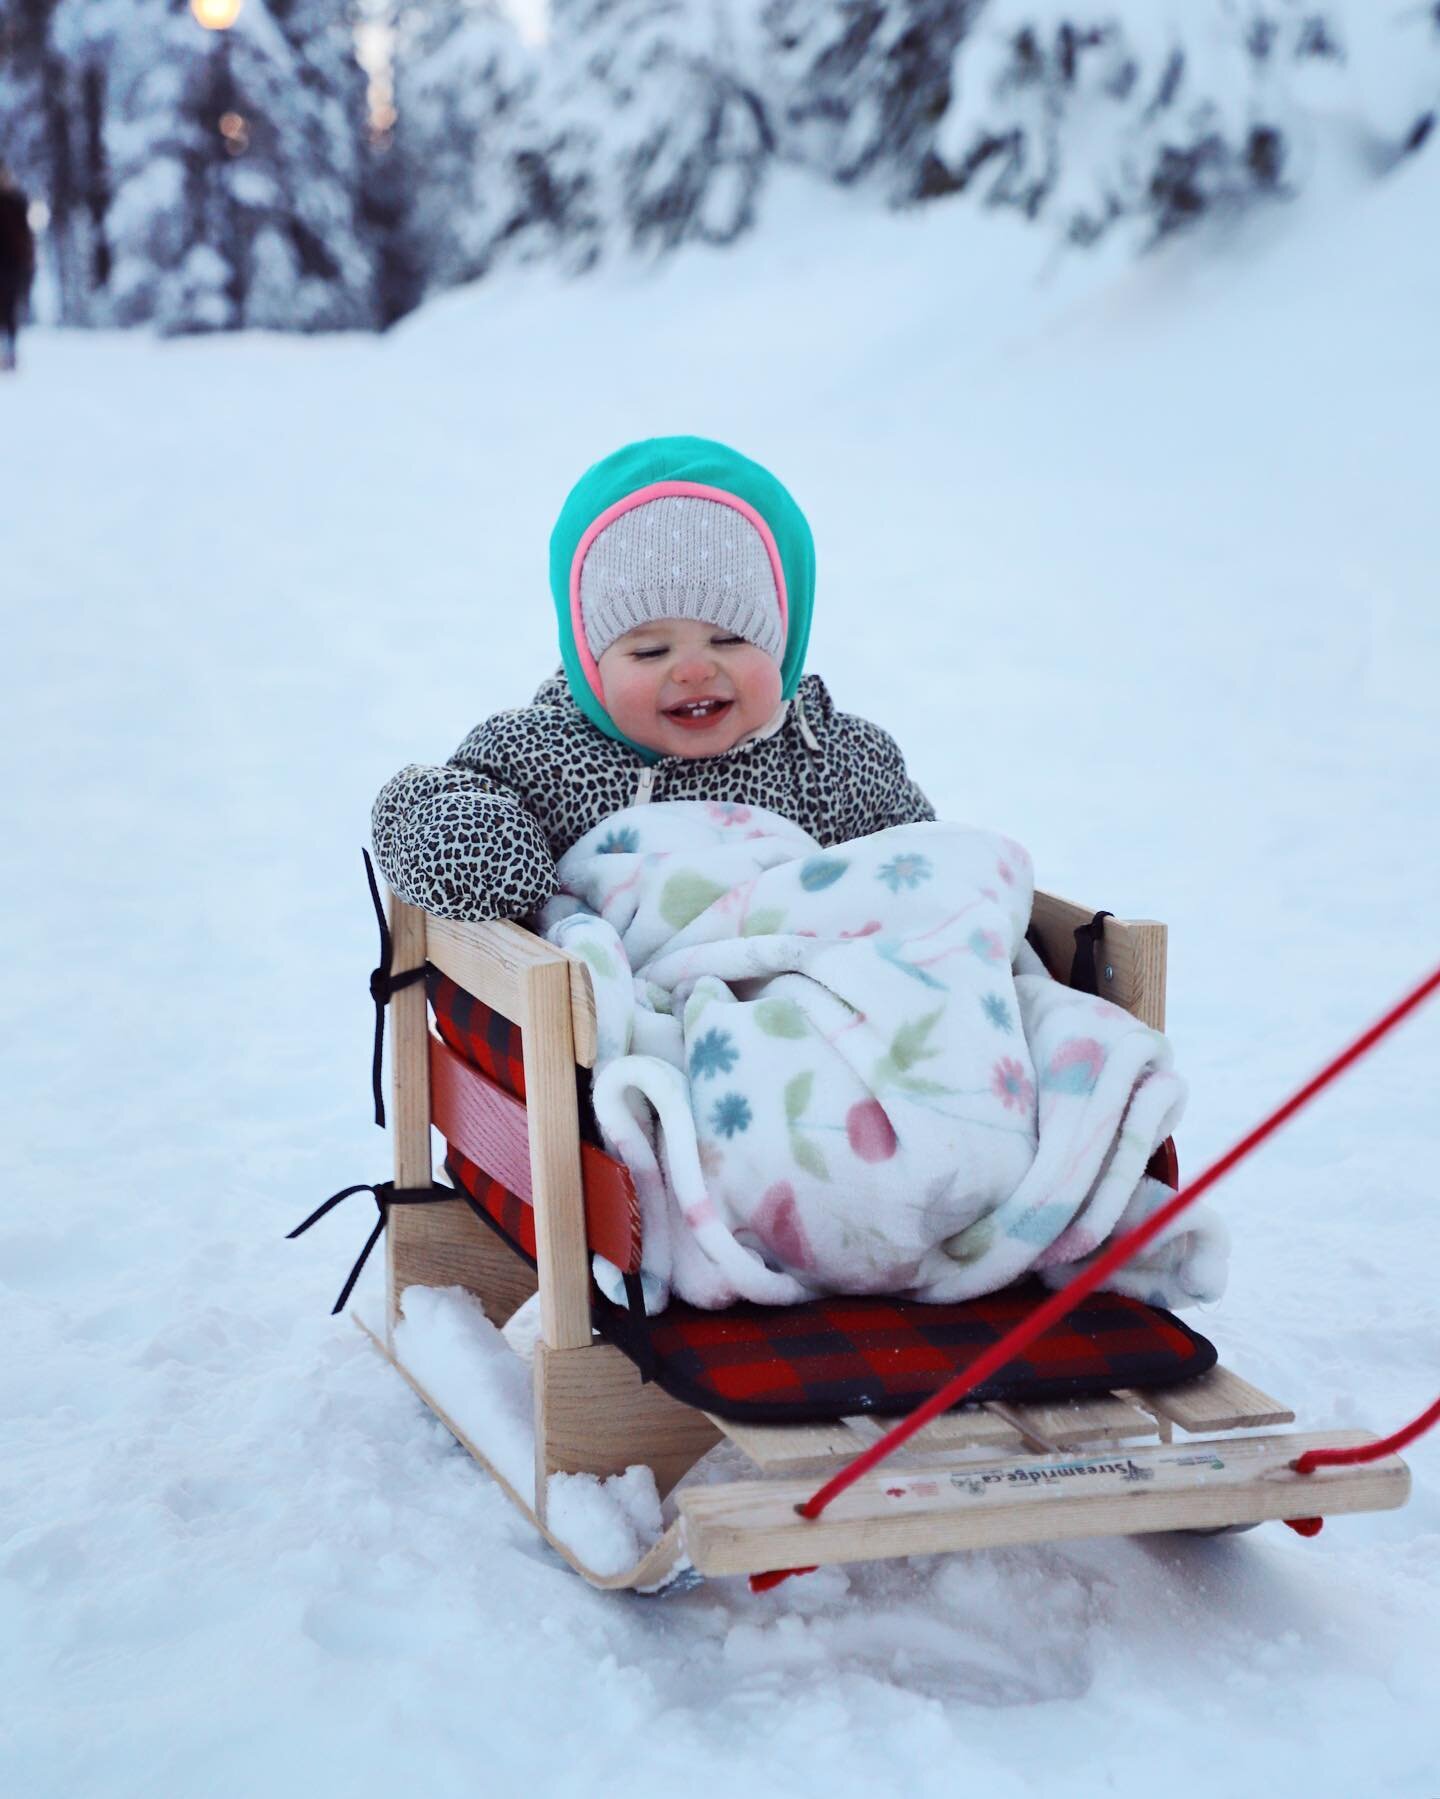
left=371, top=671, right=934, bottom=922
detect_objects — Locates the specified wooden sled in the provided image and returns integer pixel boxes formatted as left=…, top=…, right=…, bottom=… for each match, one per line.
left=361, top=887, right=1410, bottom=1590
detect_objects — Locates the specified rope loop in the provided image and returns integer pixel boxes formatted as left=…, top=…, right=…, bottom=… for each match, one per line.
left=287, top=1179, right=458, bottom=1316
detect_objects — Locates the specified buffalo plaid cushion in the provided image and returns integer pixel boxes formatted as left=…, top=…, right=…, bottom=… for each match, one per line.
left=428, top=969, right=526, bottom=1099
left=445, top=1146, right=539, bottom=1263
left=426, top=969, right=1216, bottom=1423
left=594, top=1280, right=1216, bottom=1422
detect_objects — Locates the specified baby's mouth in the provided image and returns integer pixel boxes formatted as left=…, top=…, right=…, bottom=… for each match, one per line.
left=663, top=697, right=734, bottom=730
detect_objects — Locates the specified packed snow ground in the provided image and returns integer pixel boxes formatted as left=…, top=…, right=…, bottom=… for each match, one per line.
left=3, top=147, right=1438, bottom=1797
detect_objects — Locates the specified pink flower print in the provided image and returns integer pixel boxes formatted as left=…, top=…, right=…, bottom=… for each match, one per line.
left=990, top=1057, right=1035, bottom=1114
left=1000, top=836, right=1031, bottom=873
left=968, top=927, right=1006, bottom=963
left=980, top=886, right=999, bottom=903
left=1043, top=1037, right=1105, bottom=1096
left=997, top=860, right=1014, bottom=886
left=840, top=920, right=883, bottom=940
left=750, top=1181, right=813, bottom=1272
left=846, top=1099, right=898, bottom=1162
left=706, top=802, right=752, bottom=826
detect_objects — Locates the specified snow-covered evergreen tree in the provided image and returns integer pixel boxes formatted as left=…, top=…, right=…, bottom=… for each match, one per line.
left=484, top=0, right=773, bottom=276
left=759, top=1, right=1440, bottom=241
left=758, top=0, right=982, bottom=196
left=18, top=0, right=376, bottom=332
left=0, top=0, right=111, bottom=322
left=387, top=0, right=535, bottom=295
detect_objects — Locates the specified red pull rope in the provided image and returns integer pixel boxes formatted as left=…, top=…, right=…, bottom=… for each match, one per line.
left=796, top=962, right=1440, bottom=1524
left=1292, top=1394, right=1440, bottom=1474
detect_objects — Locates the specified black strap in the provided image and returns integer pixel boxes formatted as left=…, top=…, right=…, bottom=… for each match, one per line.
left=621, top=1269, right=656, bottom=1382
left=287, top=1179, right=458, bottom=1315
left=1069, top=910, right=1114, bottom=996
left=364, top=848, right=426, bottom=1128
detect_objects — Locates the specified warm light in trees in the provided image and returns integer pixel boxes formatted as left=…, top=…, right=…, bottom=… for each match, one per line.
left=190, top=0, right=243, bottom=29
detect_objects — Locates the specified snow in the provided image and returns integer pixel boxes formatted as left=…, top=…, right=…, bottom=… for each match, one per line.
left=3, top=143, right=1439, bottom=1795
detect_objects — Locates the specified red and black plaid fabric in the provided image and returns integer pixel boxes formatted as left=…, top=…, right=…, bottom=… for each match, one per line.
left=428, top=969, right=526, bottom=1099
left=594, top=1280, right=1217, bottom=1422
left=445, top=1146, right=539, bottom=1263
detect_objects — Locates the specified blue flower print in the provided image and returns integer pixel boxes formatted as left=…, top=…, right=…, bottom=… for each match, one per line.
left=596, top=827, right=640, bottom=855
left=711, top=1093, right=753, bottom=1139
left=799, top=855, right=849, bottom=892
left=981, top=993, right=1014, bottom=1033
left=690, top=1028, right=739, bottom=1081
left=877, top=853, right=933, bottom=894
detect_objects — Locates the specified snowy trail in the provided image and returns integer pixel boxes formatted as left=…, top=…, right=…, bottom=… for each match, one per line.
left=3, top=156, right=1438, bottom=1796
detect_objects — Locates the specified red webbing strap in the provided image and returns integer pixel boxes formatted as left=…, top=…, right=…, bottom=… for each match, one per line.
left=795, top=962, right=1440, bottom=1525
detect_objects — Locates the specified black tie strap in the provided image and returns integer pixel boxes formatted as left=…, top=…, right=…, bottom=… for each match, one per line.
left=287, top=1179, right=459, bottom=1315
left=621, top=1269, right=656, bottom=1382
left=1069, top=910, right=1114, bottom=996
left=364, top=848, right=427, bottom=1128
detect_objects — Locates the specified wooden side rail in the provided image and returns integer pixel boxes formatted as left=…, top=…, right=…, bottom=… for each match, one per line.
left=386, top=894, right=434, bottom=1342
left=1028, top=891, right=1166, bottom=1033
left=426, top=914, right=599, bottom=1066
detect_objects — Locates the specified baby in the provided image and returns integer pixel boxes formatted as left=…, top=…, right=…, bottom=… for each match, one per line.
left=371, top=435, right=934, bottom=921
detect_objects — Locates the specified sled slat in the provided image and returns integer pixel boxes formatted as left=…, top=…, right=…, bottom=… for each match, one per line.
left=982, top=1394, right=1157, bottom=1450
left=710, top=1405, right=1028, bottom=1472
left=429, top=1033, right=642, bottom=1271
left=678, top=1431, right=1411, bottom=1578
left=1131, top=1366, right=1296, bottom=1434
left=706, top=1417, right=872, bottom=1471
left=842, top=1409, right=1026, bottom=1453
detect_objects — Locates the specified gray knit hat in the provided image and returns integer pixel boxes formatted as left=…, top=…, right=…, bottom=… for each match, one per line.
left=578, top=495, right=785, bottom=663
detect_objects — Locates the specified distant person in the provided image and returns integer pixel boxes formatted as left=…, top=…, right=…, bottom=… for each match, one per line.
left=0, top=165, right=36, bottom=373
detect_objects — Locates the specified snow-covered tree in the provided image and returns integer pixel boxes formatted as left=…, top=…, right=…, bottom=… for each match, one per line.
left=483, top=0, right=774, bottom=277
left=757, top=1, right=1440, bottom=242
left=0, top=0, right=112, bottom=321
left=19, top=0, right=377, bottom=333
left=386, top=0, right=535, bottom=296
left=928, top=1, right=1440, bottom=243
left=757, top=0, right=982, bottom=197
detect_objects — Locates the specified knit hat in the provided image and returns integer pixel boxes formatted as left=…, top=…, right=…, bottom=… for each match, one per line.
left=578, top=494, right=785, bottom=664
left=550, top=436, right=816, bottom=759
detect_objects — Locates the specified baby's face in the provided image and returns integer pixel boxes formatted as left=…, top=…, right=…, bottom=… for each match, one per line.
left=597, top=617, right=783, bottom=759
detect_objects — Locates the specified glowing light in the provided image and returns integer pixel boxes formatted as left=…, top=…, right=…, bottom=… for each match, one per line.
left=218, top=111, right=250, bottom=154
left=190, top=0, right=243, bottom=29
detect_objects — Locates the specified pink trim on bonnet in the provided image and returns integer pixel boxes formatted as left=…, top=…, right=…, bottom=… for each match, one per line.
left=568, top=481, right=789, bottom=705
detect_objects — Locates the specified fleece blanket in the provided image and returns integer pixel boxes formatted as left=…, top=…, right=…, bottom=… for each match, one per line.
left=537, top=802, right=1227, bottom=1314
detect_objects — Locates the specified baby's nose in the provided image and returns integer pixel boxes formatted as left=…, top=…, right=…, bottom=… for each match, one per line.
left=672, top=652, right=719, bottom=683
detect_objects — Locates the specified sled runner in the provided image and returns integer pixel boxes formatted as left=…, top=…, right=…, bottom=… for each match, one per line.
left=318, top=883, right=1411, bottom=1591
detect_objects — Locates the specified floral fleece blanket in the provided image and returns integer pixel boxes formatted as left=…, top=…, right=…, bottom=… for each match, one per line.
left=537, top=802, right=1228, bottom=1315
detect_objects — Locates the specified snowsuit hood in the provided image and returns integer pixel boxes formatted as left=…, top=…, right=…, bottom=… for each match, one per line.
left=548, top=436, right=816, bottom=760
